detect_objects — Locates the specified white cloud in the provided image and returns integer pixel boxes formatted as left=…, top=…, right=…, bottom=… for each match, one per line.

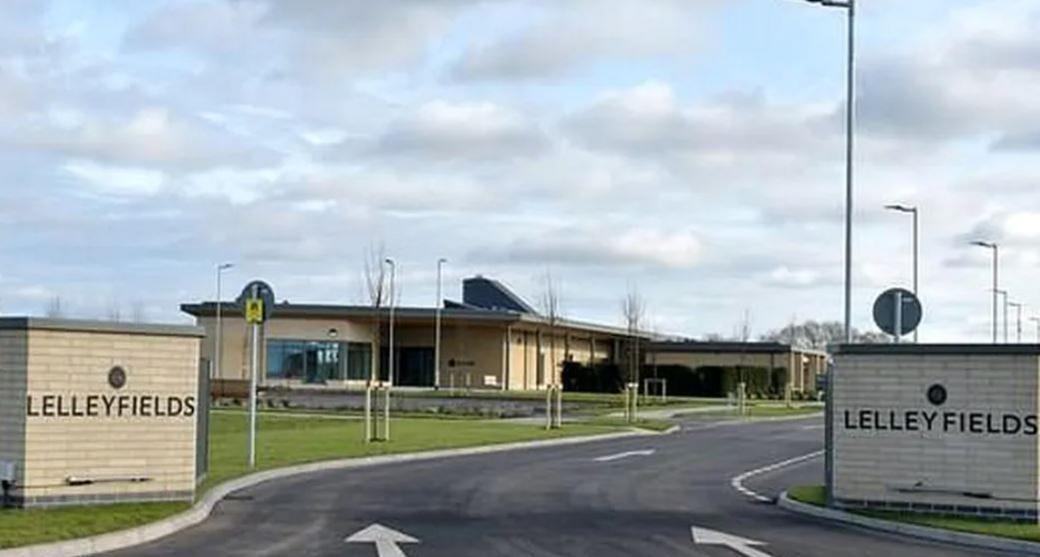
left=374, top=100, right=547, bottom=161
left=9, top=106, right=267, bottom=170
left=764, top=267, right=827, bottom=289
left=451, top=0, right=718, bottom=81
left=478, top=224, right=701, bottom=269
left=565, top=82, right=837, bottom=164
left=62, top=160, right=166, bottom=196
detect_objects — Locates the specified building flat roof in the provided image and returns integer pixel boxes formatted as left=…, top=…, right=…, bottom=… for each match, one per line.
left=0, top=317, right=205, bottom=337
left=181, top=302, right=653, bottom=339
left=834, top=344, right=1040, bottom=356
left=649, top=340, right=828, bottom=357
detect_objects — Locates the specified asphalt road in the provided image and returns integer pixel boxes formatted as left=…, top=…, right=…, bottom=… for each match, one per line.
left=106, top=416, right=1019, bottom=557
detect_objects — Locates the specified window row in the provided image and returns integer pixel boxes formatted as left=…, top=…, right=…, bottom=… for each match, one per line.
left=266, top=339, right=372, bottom=383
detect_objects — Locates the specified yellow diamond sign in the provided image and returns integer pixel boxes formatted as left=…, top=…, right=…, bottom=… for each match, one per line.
left=245, top=299, right=264, bottom=324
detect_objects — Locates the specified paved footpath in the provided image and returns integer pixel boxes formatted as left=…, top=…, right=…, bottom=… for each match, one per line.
left=105, top=416, right=1020, bottom=556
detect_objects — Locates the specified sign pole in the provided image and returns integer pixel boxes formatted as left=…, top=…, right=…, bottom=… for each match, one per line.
left=237, top=280, right=274, bottom=468
left=893, top=290, right=903, bottom=344
left=248, top=283, right=259, bottom=469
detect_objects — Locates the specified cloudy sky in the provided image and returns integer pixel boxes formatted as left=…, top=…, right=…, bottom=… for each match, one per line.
left=1, top=0, right=1037, bottom=342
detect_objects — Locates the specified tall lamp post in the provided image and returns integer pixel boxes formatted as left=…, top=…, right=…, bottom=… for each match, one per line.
left=972, top=241, right=999, bottom=344
left=802, top=0, right=856, bottom=513
left=384, top=258, right=396, bottom=385
left=1009, top=302, right=1024, bottom=344
left=434, top=258, right=447, bottom=390
left=996, top=289, right=1009, bottom=344
left=885, top=204, right=918, bottom=342
left=803, top=0, right=855, bottom=343
left=214, top=263, right=234, bottom=382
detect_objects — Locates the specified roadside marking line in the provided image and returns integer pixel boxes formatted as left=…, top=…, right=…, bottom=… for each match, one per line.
left=800, top=425, right=824, bottom=430
left=730, top=450, right=824, bottom=503
left=593, top=449, right=656, bottom=462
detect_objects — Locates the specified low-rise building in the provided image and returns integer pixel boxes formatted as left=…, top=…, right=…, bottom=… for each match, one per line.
left=183, top=276, right=649, bottom=394
left=645, top=341, right=828, bottom=397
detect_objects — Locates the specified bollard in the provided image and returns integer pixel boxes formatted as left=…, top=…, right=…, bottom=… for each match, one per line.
left=737, top=381, right=747, bottom=417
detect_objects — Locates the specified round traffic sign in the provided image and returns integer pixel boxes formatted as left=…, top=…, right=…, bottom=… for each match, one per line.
left=872, top=287, right=922, bottom=336
left=236, top=280, right=276, bottom=322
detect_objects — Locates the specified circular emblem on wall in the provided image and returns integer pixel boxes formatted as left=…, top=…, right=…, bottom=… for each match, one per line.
left=926, top=384, right=947, bottom=406
left=108, top=366, right=127, bottom=390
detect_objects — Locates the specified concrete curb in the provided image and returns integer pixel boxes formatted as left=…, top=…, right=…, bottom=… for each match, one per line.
left=0, top=429, right=658, bottom=557
left=778, top=491, right=1040, bottom=556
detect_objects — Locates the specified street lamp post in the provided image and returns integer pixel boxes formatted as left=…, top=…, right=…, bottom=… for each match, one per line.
left=804, top=0, right=856, bottom=343
left=972, top=241, right=999, bottom=344
left=996, top=289, right=1009, bottom=344
left=1009, top=302, right=1024, bottom=344
left=384, top=258, right=396, bottom=385
left=885, top=204, right=918, bottom=342
left=434, top=258, right=447, bottom=390
left=214, top=263, right=234, bottom=383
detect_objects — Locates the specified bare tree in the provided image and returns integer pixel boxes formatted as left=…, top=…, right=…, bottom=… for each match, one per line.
left=45, top=296, right=64, bottom=318
left=362, top=243, right=390, bottom=382
left=106, top=299, right=123, bottom=322
left=735, top=309, right=753, bottom=343
left=761, top=320, right=891, bottom=350
left=539, top=271, right=562, bottom=387
left=620, top=284, right=646, bottom=385
left=363, top=243, right=390, bottom=309
left=735, top=309, right=752, bottom=385
left=131, top=301, right=146, bottom=323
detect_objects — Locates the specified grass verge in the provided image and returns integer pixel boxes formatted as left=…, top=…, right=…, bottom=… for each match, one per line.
left=0, top=413, right=621, bottom=549
left=574, top=416, right=675, bottom=432
left=674, top=404, right=822, bottom=420
left=788, top=484, right=1040, bottom=543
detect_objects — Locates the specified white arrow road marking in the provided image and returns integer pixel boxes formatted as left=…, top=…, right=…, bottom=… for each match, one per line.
left=730, top=450, right=823, bottom=502
left=593, top=449, right=656, bottom=462
left=692, top=526, right=774, bottom=557
left=346, top=523, right=419, bottom=557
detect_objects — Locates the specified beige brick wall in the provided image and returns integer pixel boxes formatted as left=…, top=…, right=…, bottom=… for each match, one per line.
left=20, top=328, right=199, bottom=503
left=0, top=330, right=27, bottom=485
left=832, top=353, right=1040, bottom=516
left=197, top=315, right=375, bottom=382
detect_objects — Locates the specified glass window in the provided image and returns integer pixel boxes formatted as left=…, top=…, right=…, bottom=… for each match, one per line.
left=267, top=339, right=348, bottom=383
left=347, top=342, right=372, bottom=380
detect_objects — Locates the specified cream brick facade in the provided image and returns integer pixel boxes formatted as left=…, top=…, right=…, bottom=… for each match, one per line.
left=185, top=302, right=632, bottom=392
left=832, top=345, right=1040, bottom=521
left=0, top=318, right=203, bottom=507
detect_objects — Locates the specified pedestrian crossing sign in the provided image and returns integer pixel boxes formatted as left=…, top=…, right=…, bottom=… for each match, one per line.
left=245, top=299, right=264, bottom=323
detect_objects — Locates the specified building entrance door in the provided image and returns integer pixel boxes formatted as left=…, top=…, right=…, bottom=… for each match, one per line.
left=398, top=347, right=435, bottom=387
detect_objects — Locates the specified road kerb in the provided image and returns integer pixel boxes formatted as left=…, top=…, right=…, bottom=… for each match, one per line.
left=0, top=428, right=662, bottom=557
left=778, top=491, right=1040, bottom=556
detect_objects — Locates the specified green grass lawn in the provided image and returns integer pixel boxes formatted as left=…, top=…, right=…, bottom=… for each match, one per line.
left=743, top=404, right=823, bottom=418
left=574, top=416, right=676, bottom=432
left=673, top=403, right=822, bottom=420
left=788, top=485, right=1040, bottom=543
left=399, top=389, right=728, bottom=409
left=0, top=413, right=620, bottom=549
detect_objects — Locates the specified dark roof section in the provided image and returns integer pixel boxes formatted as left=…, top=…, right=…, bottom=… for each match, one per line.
left=648, top=340, right=826, bottom=356
left=180, top=302, right=650, bottom=338
left=443, top=299, right=488, bottom=311
left=834, top=344, right=1040, bottom=356
left=181, top=302, right=520, bottom=324
left=463, top=276, right=537, bottom=314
